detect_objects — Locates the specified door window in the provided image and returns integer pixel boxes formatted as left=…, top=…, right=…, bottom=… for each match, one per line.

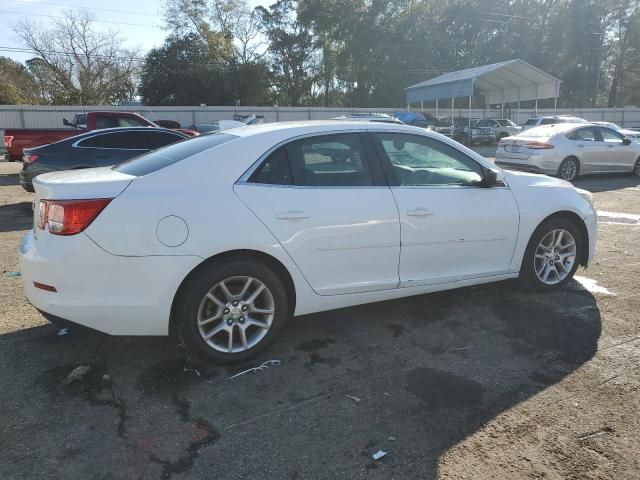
left=285, top=134, right=374, bottom=187
left=373, top=133, right=483, bottom=186
left=95, top=115, right=149, bottom=129
left=568, top=127, right=597, bottom=142
left=77, top=131, right=148, bottom=149
left=598, top=127, right=624, bottom=144
left=143, top=131, right=185, bottom=149
left=249, top=147, right=294, bottom=185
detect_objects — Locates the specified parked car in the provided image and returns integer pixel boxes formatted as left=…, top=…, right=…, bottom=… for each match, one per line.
left=393, top=112, right=454, bottom=135
left=522, top=116, right=588, bottom=131
left=495, top=123, right=640, bottom=180
left=333, top=113, right=404, bottom=124
left=475, top=118, right=522, bottom=139
left=187, top=120, right=247, bottom=133
left=20, top=121, right=597, bottom=364
left=3, top=111, right=197, bottom=162
left=591, top=121, right=640, bottom=141
left=450, top=117, right=496, bottom=146
left=19, top=127, right=189, bottom=192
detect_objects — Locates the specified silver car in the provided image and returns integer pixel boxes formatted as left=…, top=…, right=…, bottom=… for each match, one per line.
left=591, top=121, right=640, bottom=141
left=475, top=118, right=522, bottom=139
left=495, top=123, right=640, bottom=181
left=522, top=115, right=588, bottom=131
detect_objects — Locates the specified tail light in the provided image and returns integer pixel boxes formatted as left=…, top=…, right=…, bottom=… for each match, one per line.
left=36, top=199, right=112, bottom=235
left=23, top=154, right=40, bottom=164
left=526, top=142, right=554, bottom=149
left=3, top=135, right=13, bottom=148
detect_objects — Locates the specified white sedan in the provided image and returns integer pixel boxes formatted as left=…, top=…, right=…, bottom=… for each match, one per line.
left=496, top=123, right=640, bottom=181
left=19, top=121, right=597, bottom=363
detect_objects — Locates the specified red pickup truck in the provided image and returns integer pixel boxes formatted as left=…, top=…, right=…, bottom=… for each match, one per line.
left=3, top=111, right=196, bottom=162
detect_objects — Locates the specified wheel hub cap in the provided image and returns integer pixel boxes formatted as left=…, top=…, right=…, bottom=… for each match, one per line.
left=196, top=276, right=275, bottom=353
left=534, top=229, right=577, bottom=285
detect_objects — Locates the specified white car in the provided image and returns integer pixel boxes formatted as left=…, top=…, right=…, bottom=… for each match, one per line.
left=496, top=123, right=640, bottom=181
left=591, top=121, right=640, bottom=141
left=19, top=121, right=597, bottom=363
left=475, top=118, right=522, bottom=139
left=522, top=116, right=588, bottom=131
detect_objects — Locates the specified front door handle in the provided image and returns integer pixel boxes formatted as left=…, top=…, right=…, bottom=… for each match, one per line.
left=276, top=210, right=310, bottom=220
left=407, top=208, right=433, bottom=217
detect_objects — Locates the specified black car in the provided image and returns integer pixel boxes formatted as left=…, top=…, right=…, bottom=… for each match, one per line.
left=20, top=127, right=189, bottom=192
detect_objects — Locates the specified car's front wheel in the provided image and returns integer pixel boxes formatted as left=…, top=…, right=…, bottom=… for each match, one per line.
left=519, top=217, right=582, bottom=291
left=632, top=158, right=640, bottom=177
left=175, top=258, right=290, bottom=364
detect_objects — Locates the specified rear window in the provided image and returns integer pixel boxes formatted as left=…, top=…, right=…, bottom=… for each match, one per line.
left=524, top=119, right=538, bottom=125
left=113, top=133, right=237, bottom=176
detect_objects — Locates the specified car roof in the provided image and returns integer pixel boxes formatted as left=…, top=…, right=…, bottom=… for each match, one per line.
left=226, top=120, right=421, bottom=137
left=520, top=123, right=583, bottom=135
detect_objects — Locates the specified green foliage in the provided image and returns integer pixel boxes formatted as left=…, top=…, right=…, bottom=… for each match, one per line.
left=0, top=57, right=41, bottom=105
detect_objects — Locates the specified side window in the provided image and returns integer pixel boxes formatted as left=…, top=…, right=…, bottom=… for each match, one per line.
left=248, top=147, right=294, bottom=185
left=598, top=127, right=624, bottom=144
left=540, top=118, right=558, bottom=125
left=118, top=117, right=149, bottom=127
left=144, top=132, right=184, bottom=149
left=373, top=133, right=484, bottom=186
left=94, top=116, right=120, bottom=129
left=77, top=132, right=147, bottom=149
left=285, top=134, right=374, bottom=187
left=569, top=127, right=597, bottom=142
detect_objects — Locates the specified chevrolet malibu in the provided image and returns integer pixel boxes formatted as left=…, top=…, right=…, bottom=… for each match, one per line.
left=19, top=121, right=597, bottom=364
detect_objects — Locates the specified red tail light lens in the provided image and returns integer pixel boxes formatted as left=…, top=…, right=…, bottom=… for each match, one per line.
left=526, top=142, right=554, bottom=149
left=3, top=135, right=13, bottom=148
left=23, top=154, right=39, bottom=164
left=37, top=199, right=112, bottom=235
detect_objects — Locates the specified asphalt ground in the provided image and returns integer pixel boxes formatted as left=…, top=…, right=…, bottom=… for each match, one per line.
left=1, top=159, right=639, bottom=479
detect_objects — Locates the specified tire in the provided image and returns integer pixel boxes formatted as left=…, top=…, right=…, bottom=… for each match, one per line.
left=557, top=157, right=579, bottom=181
left=175, top=258, right=290, bottom=364
left=519, top=217, right=583, bottom=292
left=632, top=158, right=640, bottom=177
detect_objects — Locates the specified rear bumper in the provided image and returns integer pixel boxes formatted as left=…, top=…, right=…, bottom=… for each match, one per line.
left=495, top=160, right=545, bottom=173
left=19, top=230, right=202, bottom=336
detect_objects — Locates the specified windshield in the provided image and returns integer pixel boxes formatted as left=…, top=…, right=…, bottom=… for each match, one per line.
left=524, top=119, right=538, bottom=125
left=113, top=133, right=237, bottom=176
left=496, top=119, right=515, bottom=127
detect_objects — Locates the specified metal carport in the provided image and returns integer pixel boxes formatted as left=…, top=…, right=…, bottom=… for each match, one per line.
left=404, top=59, right=561, bottom=141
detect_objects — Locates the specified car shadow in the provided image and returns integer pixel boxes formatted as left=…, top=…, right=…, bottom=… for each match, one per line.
left=573, top=173, right=639, bottom=193
left=0, top=201, right=32, bottom=233
left=0, top=280, right=600, bottom=479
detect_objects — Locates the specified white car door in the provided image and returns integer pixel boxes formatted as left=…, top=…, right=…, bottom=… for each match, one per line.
left=370, top=132, right=520, bottom=287
left=235, top=132, right=400, bottom=296
left=595, top=127, right=637, bottom=171
left=566, top=126, right=601, bottom=173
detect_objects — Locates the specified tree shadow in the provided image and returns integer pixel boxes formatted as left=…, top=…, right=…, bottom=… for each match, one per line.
left=0, top=201, right=32, bottom=233
left=0, top=280, right=600, bottom=479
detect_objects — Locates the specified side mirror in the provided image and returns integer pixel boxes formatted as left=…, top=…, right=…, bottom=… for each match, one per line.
left=623, top=137, right=631, bottom=145
left=62, top=118, right=70, bottom=126
left=482, top=168, right=502, bottom=187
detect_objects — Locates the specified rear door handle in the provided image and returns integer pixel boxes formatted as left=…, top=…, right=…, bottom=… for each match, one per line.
left=276, top=210, right=311, bottom=220
left=407, top=208, right=433, bottom=217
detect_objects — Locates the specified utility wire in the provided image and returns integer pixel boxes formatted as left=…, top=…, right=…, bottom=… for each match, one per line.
left=0, top=9, right=159, bottom=28
left=0, top=0, right=162, bottom=17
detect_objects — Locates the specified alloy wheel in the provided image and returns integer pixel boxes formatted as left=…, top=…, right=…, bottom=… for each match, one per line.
left=196, top=276, right=275, bottom=353
left=560, top=160, right=577, bottom=181
left=534, top=229, right=577, bottom=285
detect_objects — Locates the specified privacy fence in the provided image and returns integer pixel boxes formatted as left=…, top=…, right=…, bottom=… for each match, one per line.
left=3, top=105, right=640, bottom=153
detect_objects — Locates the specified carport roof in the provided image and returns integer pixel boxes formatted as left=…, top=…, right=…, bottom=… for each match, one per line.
left=405, top=59, right=561, bottom=105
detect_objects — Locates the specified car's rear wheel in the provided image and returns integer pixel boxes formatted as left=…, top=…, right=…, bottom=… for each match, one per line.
left=175, top=259, right=290, bottom=364
left=557, top=157, right=579, bottom=181
left=519, top=217, right=582, bottom=291
left=632, top=158, right=640, bottom=176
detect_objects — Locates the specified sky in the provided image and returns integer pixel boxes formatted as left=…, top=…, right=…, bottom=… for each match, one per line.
left=0, top=0, right=270, bottom=64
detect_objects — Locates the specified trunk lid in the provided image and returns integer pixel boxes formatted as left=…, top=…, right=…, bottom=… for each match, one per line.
left=33, top=166, right=135, bottom=200
left=497, top=135, right=553, bottom=160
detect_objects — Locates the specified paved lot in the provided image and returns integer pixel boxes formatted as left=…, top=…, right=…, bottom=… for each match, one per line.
left=1, top=160, right=640, bottom=479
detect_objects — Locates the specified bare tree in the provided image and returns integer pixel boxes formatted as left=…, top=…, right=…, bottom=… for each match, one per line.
left=13, top=10, right=139, bottom=105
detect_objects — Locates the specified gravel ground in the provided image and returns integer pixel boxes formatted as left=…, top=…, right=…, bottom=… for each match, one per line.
left=1, top=160, right=639, bottom=480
